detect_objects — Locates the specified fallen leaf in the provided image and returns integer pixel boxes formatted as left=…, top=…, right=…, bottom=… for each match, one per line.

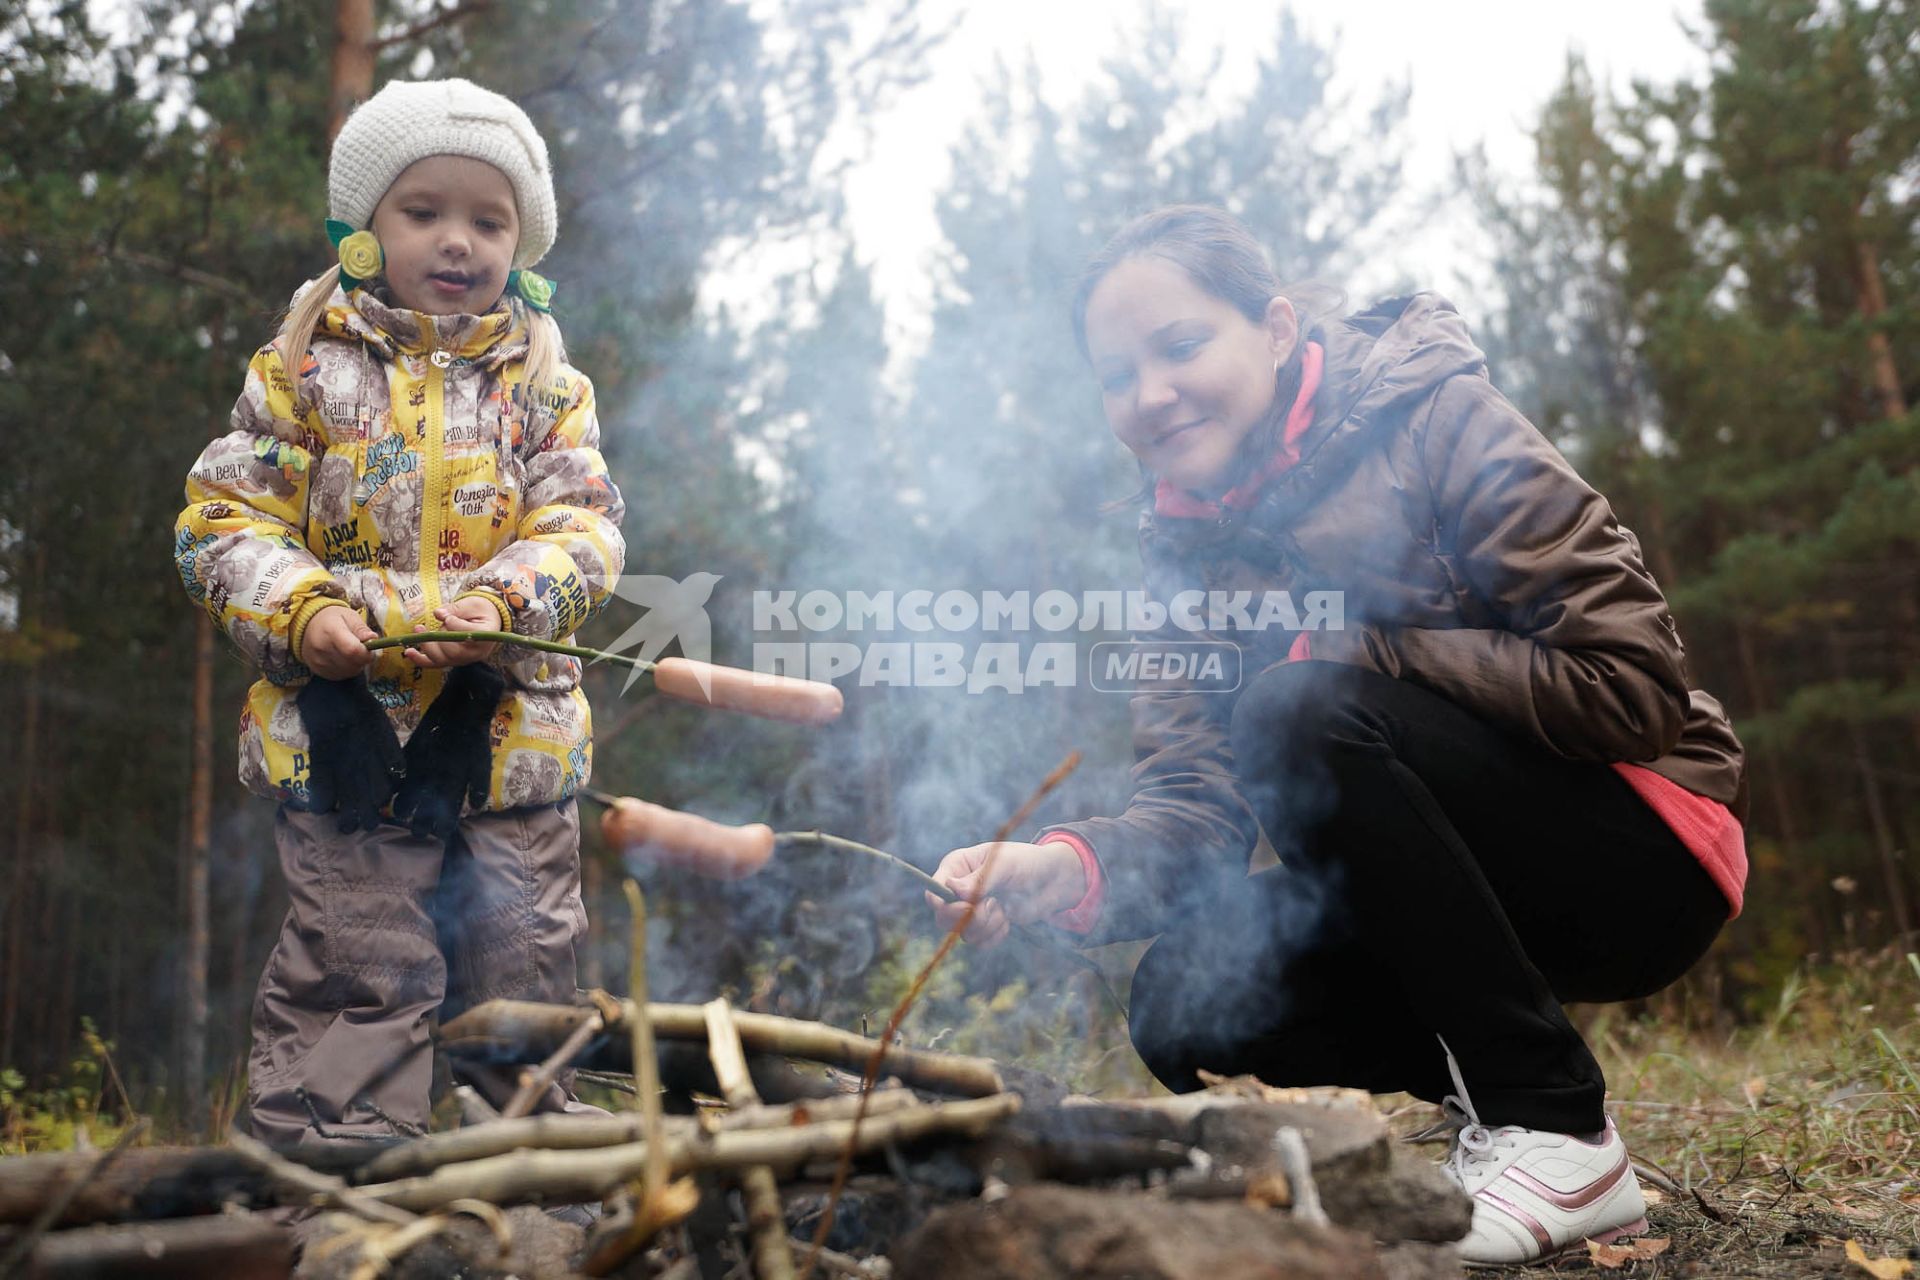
left=1845, top=1238, right=1914, bottom=1278
left=1641, top=1185, right=1667, bottom=1206
left=1587, top=1237, right=1671, bottom=1268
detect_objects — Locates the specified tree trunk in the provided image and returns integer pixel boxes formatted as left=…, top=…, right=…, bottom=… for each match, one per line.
left=179, top=613, right=214, bottom=1130
left=2, top=634, right=40, bottom=1072
left=328, top=0, right=376, bottom=145
left=1854, top=238, right=1907, bottom=422
left=1826, top=629, right=1917, bottom=944
left=1731, top=625, right=1830, bottom=956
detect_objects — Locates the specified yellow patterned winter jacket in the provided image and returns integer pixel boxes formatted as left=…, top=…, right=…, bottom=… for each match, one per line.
left=175, top=285, right=626, bottom=811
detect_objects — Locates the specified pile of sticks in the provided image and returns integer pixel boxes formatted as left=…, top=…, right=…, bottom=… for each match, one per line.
left=0, top=996, right=1022, bottom=1279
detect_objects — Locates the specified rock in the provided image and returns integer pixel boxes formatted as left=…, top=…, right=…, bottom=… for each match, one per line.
left=1188, top=1100, right=1390, bottom=1179
left=1377, top=1241, right=1467, bottom=1280
left=891, top=1184, right=1391, bottom=1280
left=292, top=1204, right=582, bottom=1279
left=1318, top=1148, right=1472, bottom=1244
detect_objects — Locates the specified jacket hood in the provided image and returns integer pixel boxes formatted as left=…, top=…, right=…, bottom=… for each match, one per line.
left=304, top=282, right=530, bottom=369
left=1312, top=292, right=1488, bottom=444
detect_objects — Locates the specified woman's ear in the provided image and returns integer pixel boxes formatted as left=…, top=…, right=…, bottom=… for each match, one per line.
left=1265, top=296, right=1300, bottom=364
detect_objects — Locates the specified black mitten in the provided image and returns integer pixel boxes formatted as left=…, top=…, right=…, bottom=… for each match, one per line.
left=392, top=662, right=507, bottom=842
left=295, top=675, right=405, bottom=833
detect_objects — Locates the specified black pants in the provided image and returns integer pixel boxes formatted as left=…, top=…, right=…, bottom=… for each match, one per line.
left=1126, top=662, right=1727, bottom=1133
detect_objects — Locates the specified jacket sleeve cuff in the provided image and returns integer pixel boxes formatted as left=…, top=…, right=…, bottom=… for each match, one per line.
left=456, top=589, right=513, bottom=632
left=289, top=596, right=351, bottom=664
left=1035, top=831, right=1105, bottom=934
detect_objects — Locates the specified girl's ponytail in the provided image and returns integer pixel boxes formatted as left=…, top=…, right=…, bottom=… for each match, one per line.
left=277, top=265, right=343, bottom=410
left=519, top=299, right=566, bottom=416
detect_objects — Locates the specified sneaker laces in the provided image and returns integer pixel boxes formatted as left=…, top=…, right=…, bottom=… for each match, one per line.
left=1436, top=1034, right=1514, bottom=1185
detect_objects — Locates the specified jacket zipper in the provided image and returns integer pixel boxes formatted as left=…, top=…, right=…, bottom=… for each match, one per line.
left=419, top=348, right=451, bottom=618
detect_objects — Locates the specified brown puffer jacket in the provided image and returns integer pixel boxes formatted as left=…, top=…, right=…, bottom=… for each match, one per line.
left=1049, top=293, right=1745, bottom=942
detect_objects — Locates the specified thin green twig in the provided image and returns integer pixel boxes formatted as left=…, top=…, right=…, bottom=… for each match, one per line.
left=779, top=830, right=953, bottom=900
left=366, top=629, right=654, bottom=674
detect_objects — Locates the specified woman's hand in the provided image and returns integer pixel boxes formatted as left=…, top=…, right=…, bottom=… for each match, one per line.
left=301, top=604, right=378, bottom=680
left=404, top=597, right=502, bottom=668
left=927, top=840, right=1089, bottom=947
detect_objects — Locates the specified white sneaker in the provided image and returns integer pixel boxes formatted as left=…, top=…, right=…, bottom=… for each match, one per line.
left=1435, top=1038, right=1650, bottom=1265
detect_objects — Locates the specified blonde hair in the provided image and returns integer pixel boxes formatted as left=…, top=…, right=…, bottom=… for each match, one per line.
left=279, top=265, right=343, bottom=398
left=520, top=300, right=564, bottom=410
left=276, top=266, right=566, bottom=417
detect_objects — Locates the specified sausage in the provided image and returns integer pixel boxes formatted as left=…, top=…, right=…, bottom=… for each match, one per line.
left=599, top=797, right=776, bottom=879
left=651, top=657, right=844, bottom=726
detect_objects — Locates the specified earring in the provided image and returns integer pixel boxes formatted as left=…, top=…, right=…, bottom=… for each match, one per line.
left=326, top=219, right=382, bottom=291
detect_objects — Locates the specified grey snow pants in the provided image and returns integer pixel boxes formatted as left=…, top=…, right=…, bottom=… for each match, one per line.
left=246, top=800, right=602, bottom=1153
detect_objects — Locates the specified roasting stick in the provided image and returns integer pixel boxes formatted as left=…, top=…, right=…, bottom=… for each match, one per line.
left=364, top=632, right=844, bottom=726
left=583, top=790, right=1127, bottom=1018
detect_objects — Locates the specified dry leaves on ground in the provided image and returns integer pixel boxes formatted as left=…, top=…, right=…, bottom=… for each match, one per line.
left=1845, top=1238, right=1915, bottom=1279
left=1587, top=1237, right=1671, bottom=1269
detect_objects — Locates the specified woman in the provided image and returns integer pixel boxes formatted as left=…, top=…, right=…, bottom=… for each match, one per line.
left=929, top=205, right=1746, bottom=1265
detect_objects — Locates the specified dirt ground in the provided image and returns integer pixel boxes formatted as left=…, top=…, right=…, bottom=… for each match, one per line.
left=1488, top=1191, right=1920, bottom=1278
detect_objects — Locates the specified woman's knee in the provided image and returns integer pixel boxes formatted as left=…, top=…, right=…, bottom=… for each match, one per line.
left=1228, top=661, right=1389, bottom=774
left=1127, top=937, right=1210, bottom=1090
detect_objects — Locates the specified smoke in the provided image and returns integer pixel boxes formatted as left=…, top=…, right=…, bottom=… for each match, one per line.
left=568, top=4, right=1418, bottom=1090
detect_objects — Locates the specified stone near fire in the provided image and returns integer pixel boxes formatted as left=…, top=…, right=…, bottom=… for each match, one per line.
left=1319, top=1147, right=1472, bottom=1245
left=891, top=1184, right=1403, bottom=1279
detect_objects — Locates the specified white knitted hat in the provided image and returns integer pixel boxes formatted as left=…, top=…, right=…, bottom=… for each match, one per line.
left=329, top=78, right=557, bottom=270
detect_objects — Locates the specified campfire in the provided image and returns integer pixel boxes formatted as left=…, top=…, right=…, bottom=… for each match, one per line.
left=0, top=994, right=1472, bottom=1278
left=0, top=657, right=1472, bottom=1277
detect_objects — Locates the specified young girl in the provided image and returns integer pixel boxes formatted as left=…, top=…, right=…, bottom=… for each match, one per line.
left=175, top=78, right=625, bottom=1150
left=930, top=205, right=1746, bottom=1264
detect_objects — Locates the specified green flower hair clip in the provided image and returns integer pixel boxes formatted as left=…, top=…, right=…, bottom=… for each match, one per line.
left=509, top=268, right=556, bottom=313
left=326, top=219, right=382, bottom=291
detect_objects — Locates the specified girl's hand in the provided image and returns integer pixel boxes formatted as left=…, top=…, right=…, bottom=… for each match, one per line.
left=405, top=597, right=502, bottom=668
left=927, top=840, right=1089, bottom=948
left=301, top=604, right=378, bottom=680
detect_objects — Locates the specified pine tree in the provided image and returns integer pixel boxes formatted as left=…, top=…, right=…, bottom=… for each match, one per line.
left=1478, top=0, right=1920, bottom=984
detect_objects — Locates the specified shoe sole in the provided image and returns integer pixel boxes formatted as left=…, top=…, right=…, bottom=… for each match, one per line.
left=1459, top=1217, right=1652, bottom=1269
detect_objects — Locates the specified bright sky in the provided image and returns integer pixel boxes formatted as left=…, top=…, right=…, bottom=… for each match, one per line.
left=837, top=0, right=1711, bottom=334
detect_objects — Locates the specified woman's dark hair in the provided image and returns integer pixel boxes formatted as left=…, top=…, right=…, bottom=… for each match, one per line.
left=1073, top=205, right=1287, bottom=358
left=1073, top=204, right=1346, bottom=507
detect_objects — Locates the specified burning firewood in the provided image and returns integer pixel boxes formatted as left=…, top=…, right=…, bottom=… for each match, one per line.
left=349, top=1094, right=1022, bottom=1215
left=0, top=1214, right=295, bottom=1279
left=438, top=998, right=1006, bottom=1099
left=703, top=997, right=797, bottom=1280
left=350, top=1093, right=927, bottom=1186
